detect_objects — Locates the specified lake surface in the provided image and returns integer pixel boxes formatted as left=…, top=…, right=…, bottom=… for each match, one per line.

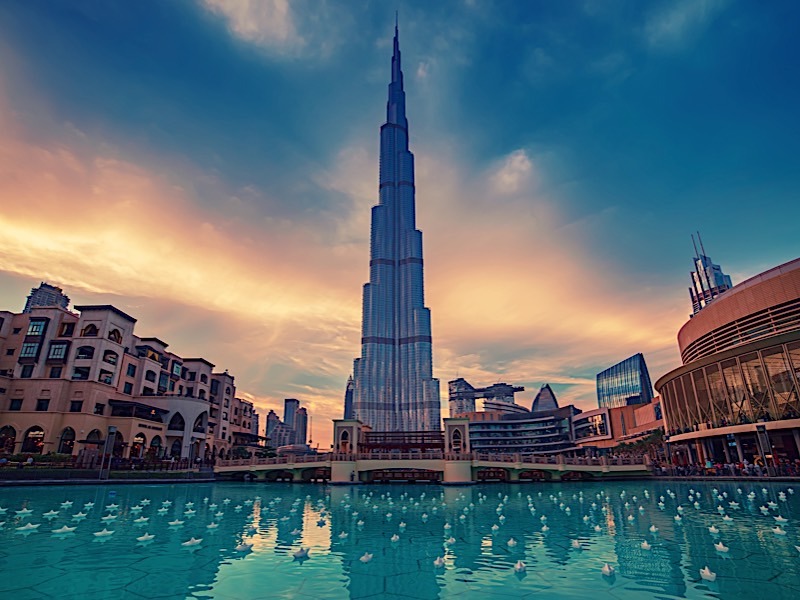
left=0, top=480, right=798, bottom=599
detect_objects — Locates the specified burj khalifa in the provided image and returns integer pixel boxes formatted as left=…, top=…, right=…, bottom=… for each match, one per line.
left=350, top=24, right=441, bottom=432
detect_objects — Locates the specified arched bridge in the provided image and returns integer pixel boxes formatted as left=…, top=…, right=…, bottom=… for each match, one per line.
left=215, top=452, right=651, bottom=484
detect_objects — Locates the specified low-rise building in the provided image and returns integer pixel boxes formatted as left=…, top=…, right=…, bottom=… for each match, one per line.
left=0, top=297, right=258, bottom=461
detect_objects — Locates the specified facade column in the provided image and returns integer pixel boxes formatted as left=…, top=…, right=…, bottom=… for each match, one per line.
left=793, top=429, right=800, bottom=457
left=733, top=434, right=745, bottom=462
left=722, top=437, right=731, bottom=463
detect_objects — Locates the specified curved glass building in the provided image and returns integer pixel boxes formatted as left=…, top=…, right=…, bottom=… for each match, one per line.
left=656, top=257, right=800, bottom=465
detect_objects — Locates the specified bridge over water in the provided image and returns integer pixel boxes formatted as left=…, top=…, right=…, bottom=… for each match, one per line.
left=215, top=452, right=651, bottom=484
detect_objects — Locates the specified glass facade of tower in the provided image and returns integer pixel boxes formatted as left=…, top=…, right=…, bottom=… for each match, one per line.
left=351, top=25, right=441, bottom=432
left=690, top=254, right=732, bottom=315
left=596, top=353, right=654, bottom=409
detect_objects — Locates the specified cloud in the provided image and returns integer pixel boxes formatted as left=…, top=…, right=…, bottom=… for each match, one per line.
left=416, top=61, right=430, bottom=80
left=489, top=149, right=534, bottom=195
left=644, top=0, right=729, bottom=50
left=201, top=0, right=303, bottom=53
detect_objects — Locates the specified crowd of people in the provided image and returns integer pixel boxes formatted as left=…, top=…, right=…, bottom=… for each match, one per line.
left=654, top=458, right=800, bottom=477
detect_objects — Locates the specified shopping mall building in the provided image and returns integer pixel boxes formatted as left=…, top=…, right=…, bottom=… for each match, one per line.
left=655, top=257, right=800, bottom=466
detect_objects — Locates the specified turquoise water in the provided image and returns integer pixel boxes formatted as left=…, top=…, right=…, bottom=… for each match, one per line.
left=0, top=480, right=798, bottom=599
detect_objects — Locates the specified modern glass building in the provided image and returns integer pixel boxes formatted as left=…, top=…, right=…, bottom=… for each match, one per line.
left=656, top=257, right=800, bottom=465
left=596, top=353, right=654, bottom=409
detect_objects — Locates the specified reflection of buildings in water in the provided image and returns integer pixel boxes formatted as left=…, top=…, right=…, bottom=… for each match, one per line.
left=329, top=485, right=443, bottom=600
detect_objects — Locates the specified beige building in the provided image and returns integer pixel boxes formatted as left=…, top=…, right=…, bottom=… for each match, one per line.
left=0, top=301, right=260, bottom=461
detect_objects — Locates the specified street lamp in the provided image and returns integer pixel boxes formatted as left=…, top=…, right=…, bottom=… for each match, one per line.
left=98, top=426, right=117, bottom=480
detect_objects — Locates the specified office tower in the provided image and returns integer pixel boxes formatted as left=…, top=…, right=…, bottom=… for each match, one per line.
left=596, top=353, right=654, bottom=409
left=283, top=398, right=299, bottom=431
left=23, top=282, right=69, bottom=313
left=294, top=407, right=308, bottom=446
left=689, top=233, right=732, bottom=315
left=350, top=23, right=441, bottom=432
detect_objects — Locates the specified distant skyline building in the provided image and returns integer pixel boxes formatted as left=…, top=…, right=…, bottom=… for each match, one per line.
left=448, top=378, right=524, bottom=417
left=294, top=407, right=308, bottom=446
left=283, top=398, right=299, bottom=431
left=596, top=353, right=654, bottom=409
left=350, top=23, right=441, bottom=432
left=531, top=384, right=559, bottom=412
left=689, top=233, right=733, bottom=315
left=23, top=282, right=69, bottom=314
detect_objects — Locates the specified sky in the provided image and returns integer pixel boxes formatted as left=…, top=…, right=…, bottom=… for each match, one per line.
left=1, top=1, right=799, bottom=449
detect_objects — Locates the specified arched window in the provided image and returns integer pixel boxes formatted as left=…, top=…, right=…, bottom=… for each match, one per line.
left=21, top=426, right=45, bottom=454
left=198, top=390, right=206, bottom=399
left=225, top=386, right=231, bottom=395
left=0, top=425, right=16, bottom=453
left=58, top=427, right=76, bottom=454
left=170, top=439, right=182, bottom=458
left=340, top=429, right=350, bottom=453
left=200, top=374, right=208, bottom=384
left=102, top=350, right=118, bottom=365
left=145, top=370, right=157, bottom=382
left=81, top=324, right=99, bottom=337
left=76, top=346, right=95, bottom=360
left=149, top=435, right=162, bottom=458
left=168, top=413, right=185, bottom=431
left=86, top=429, right=102, bottom=444
left=131, top=433, right=146, bottom=458
left=451, top=429, right=463, bottom=453
left=108, top=329, right=122, bottom=344
left=193, top=413, right=207, bottom=433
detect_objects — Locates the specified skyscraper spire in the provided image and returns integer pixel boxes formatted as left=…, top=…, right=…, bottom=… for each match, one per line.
left=350, top=22, right=441, bottom=432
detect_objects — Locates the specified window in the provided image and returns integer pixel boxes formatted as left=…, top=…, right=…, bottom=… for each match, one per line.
left=49, top=367, right=63, bottom=378
left=5, top=349, right=14, bottom=356
left=27, top=320, right=46, bottom=336
left=81, top=324, right=99, bottom=337
left=98, top=369, right=113, bottom=385
left=225, top=386, right=231, bottom=395
left=12, top=327, right=21, bottom=334
left=9, top=398, right=22, bottom=411
left=200, top=374, right=208, bottom=384
left=198, top=390, right=206, bottom=399
left=48, top=343, right=68, bottom=360
left=223, top=412, right=228, bottom=420
left=187, top=371, right=196, bottom=381
left=210, top=380, right=219, bottom=394
left=108, top=329, right=122, bottom=344
left=126, top=363, right=137, bottom=377
left=20, top=343, right=39, bottom=358
left=224, top=398, right=229, bottom=408
left=36, top=399, right=50, bottom=411
left=75, top=346, right=95, bottom=360
left=145, top=370, right=156, bottom=382
left=94, top=403, right=105, bottom=415
left=172, top=362, right=182, bottom=377
left=102, top=350, right=118, bottom=365
left=69, top=400, right=83, bottom=413
left=122, top=381, right=134, bottom=395
left=20, top=364, right=34, bottom=378
left=72, top=366, right=90, bottom=380
left=59, top=322, right=75, bottom=337
left=142, top=387, right=154, bottom=396
left=187, top=387, right=194, bottom=397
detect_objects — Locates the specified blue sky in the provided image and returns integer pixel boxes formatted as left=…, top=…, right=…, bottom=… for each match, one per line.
left=1, top=0, right=798, bottom=444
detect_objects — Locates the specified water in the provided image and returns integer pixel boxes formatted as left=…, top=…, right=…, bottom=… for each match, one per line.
left=0, top=480, right=798, bottom=599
